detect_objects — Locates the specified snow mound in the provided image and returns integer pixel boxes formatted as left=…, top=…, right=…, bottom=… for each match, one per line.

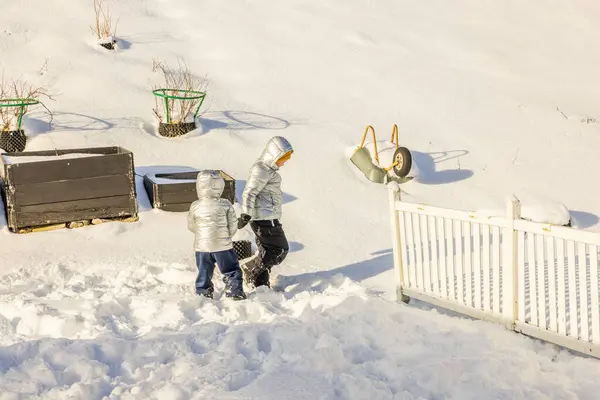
left=521, top=201, right=571, bottom=226
left=478, top=199, right=571, bottom=226
left=0, top=260, right=599, bottom=398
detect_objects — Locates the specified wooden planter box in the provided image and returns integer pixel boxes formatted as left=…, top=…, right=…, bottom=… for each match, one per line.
left=144, top=170, right=235, bottom=212
left=0, top=146, right=138, bottom=232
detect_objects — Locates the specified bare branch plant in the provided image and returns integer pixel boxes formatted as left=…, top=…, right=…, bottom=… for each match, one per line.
left=91, top=0, right=119, bottom=40
left=0, top=75, right=53, bottom=131
left=152, top=59, right=208, bottom=124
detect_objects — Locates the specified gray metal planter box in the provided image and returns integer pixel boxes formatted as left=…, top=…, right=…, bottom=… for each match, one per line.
left=0, top=146, right=138, bottom=232
left=143, top=170, right=235, bottom=212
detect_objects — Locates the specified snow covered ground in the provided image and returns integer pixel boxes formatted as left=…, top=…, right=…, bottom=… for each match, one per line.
left=2, top=262, right=599, bottom=399
left=2, top=0, right=600, bottom=398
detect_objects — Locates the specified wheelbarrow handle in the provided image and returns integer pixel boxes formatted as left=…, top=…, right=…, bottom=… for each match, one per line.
left=391, top=124, right=399, bottom=149
left=357, top=124, right=400, bottom=164
left=358, top=125, right=379, bottom=163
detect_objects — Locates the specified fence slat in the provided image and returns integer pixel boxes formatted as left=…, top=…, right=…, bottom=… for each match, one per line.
left=422, top=215, right=432, bottom=293
left=474, top=223, right=482, bottom=310
left=567, top=240, right=578, bottom=339
left=528, top=232, right=538, bottom=326
left=590, top=245, right=600, bottom=344
left=390, top=190, right=404, bottom=298
left=464, top=222, right=473, bottom=307
left=578, top=242, right=589, bottom=342
left=455, top=220, right=464, bottom=305
left=406, top=212, right=417, bottom=289
left=547, top=237, right=558, bottom=333
left=502, top=197, right=520, bottom=323
left=492, top=226, right=501, bottom=314
left=518, top=231, right=526, bottom=321
left=537, top=234, right=547, bottom=330
left=429, top=216, right=440, bottom=297
left=446, top=218, right=456, bottom=301
left=399, top=211, right=410, bottom=287
left=483, top=224, right=491, bottom=312
left=414, top=213, right=424, bottom=290
left=557, top=238, right=567, bottom=336
left=438, top=217, right=448, bottom=300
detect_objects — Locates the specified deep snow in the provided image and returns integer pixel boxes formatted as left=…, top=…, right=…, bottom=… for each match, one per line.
left=1, top=0, right=600, bottom=398
left=1, top=260, right=599, bottom=399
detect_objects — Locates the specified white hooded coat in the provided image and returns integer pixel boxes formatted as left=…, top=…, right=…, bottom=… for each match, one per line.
left=187, top=170, right=237, bottom=252
left=241, top=136, right=293, bottom=221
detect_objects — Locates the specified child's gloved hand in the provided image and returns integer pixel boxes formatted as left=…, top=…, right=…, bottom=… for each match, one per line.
left=237, top=213, right=252, bottom=229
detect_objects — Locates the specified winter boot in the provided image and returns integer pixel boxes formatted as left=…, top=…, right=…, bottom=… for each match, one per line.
left=253, top=269, right=271, bottom=289
left=226, top=292, right=248, bottom=301
left=223, top=277, right=247, bottom=301
left=196, top=286, right=214, bottom=299
left=240, top=255, right=268, bottom=287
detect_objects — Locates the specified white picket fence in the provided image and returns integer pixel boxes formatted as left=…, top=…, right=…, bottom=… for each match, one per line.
left=388, top=185, right=600, bottom=358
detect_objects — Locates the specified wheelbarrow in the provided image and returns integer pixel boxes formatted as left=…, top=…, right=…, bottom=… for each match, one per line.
left=350, top=124, right=412, bottom=184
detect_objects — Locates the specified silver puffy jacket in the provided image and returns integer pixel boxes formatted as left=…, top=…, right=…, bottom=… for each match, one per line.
left=242, top=136, right=293, bottom=221
left=187, top=170, right=237, bottom=252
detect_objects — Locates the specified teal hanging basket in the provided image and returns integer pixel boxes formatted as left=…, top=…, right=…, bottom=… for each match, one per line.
left=0, top=98, right=40, bottom=152
left=152, top=88, right=206, bottom=137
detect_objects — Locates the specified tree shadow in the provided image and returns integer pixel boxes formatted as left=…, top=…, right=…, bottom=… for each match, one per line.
left=119, top=32, right=176, bottom=45
left=199, top=111, right=291, bottom=134
left=275, top=250, right=393, bottom=297
left=21, top=115, right=52, bottom=137
left=412, top=150, right=473, bottom=185
left=138, top=111, right=290, bottom=139
left=10, top=112, right=113, bottom=147
left=47, top=112, right=114, bottom=133
left=288, top=241, right=304, bottom=253
left=115, top=38, right=132, bottom=50
left=570, top=210, right=600, bottom=229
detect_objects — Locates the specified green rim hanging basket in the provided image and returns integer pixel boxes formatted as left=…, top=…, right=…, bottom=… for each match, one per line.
left=152, top=88, right=206, bottom=138
left=0, top=98, right=40, bottom=152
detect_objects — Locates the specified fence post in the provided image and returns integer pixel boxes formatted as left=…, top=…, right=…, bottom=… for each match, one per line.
left=503, top=195, right=521, bottom=327
left=388, top=183, right=408, bottom=303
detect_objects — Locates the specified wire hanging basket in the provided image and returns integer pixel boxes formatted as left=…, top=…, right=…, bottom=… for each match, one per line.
left=0, top=98, right=40, bottom=152
left=152, top=88, right=206, bottom=138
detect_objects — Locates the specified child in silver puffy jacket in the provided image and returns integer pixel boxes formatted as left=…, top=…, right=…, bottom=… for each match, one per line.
left=187, top=170, right=246, bottom=300
left=238, top=136, right=293, bottom=288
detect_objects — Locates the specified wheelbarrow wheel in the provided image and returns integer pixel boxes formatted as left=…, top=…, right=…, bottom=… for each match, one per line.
left=392, top=147, right=412, bottom=178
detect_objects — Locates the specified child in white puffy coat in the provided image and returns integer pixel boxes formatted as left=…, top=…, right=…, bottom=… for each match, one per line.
left=187, top=170, right=246, bottom=300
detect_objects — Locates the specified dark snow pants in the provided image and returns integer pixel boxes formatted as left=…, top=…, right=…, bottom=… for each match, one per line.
left=250, top=219, right=289, bottom=287
left=195, top=249, right=244, bottom=297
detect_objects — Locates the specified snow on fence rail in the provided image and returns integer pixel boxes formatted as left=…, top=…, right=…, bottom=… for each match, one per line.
left=388, top=185, right=600, bottom=358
